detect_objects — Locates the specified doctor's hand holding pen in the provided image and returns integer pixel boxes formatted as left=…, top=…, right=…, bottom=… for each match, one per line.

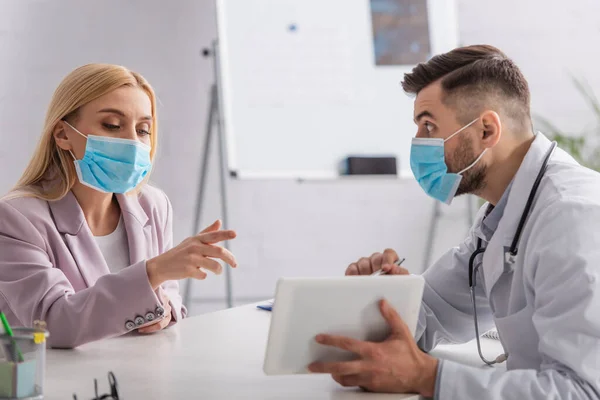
left=345, top=248, right=408, bottom=276
left=145, top=220, right=238, bottom=290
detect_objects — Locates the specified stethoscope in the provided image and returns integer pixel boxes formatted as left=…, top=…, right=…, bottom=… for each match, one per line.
left=468, top=141, right=557, bottom=366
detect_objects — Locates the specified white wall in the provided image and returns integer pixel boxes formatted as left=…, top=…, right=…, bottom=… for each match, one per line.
left=0, top=0, right=599, bottom=315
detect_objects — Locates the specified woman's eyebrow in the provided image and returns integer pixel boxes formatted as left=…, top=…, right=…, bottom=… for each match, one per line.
left=97, top=108, right=152, bottom=121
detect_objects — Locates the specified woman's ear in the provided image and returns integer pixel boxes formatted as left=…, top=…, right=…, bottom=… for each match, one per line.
left=481, top=110, right=502, bottom=148
left=53, top=121, right=72, bottom=151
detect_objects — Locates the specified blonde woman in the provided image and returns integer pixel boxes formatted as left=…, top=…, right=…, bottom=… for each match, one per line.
left=0, top=64, right=237, bottom=348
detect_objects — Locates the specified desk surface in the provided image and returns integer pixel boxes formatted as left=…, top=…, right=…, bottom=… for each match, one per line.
left=45, top=304, right=505, bottom=399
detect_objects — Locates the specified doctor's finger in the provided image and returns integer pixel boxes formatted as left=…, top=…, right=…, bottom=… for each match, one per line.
left=382, top=248, right=399, bottom=265
left=381, top=265, right=409, bottom=275
left=308, top=360, right=365, bottom=375
left=379, top=299, right=411, bottom=338
left=370, top=253, right=384, bottom=271
left=195, top=243, right=237, bottom=267
left=357, top=258, right=374, bottom=275
left=346, top=263, right=359, bottom=276
left=333, top=374, right=361, bottom=387
left=196, top=230, right=237, bottom=245
left=315, top=334, right=370, bottom=355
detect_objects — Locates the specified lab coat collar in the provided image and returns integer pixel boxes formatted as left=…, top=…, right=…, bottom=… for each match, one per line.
left=495, top=132, right=554, bottom=249
left=479, top=132, right=555, bottom=293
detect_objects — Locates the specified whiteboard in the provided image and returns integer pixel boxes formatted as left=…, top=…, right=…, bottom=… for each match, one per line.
left=216, top=0, right=458, bottom=179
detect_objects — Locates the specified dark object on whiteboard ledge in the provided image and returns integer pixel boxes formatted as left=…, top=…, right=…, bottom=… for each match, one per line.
left=341, top=156, right=398, bottom=175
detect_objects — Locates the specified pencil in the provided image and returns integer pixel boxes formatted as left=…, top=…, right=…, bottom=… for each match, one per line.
left=0, top=312, right=23, bottom=362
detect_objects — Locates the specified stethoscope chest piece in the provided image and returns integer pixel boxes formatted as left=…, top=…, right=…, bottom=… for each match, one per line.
left=504, top=251, right=516, bottom=265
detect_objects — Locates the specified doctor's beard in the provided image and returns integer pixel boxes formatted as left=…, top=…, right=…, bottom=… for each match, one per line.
left=451, top=135, right=487, bottom=197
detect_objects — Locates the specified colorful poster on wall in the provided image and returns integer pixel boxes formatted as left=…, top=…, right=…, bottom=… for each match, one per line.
left=370, top=0, right=431, bottom=66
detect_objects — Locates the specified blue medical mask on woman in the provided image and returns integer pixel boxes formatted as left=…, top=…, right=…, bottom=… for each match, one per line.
left=64, top=121, right=152, bottom=194
left=410, top=118, right=487, bottom=205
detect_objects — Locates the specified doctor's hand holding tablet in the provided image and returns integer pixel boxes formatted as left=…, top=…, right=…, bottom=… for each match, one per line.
left=303, top=252, right=440, bottom=397
left=263, top=251, right=433, bottom=395
left=308, top=299, right=437, bottom=397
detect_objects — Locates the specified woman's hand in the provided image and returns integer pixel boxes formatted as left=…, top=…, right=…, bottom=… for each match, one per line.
left=138, top=287, right=172, bottom=334
left=146, top=220, right=237, bottom=290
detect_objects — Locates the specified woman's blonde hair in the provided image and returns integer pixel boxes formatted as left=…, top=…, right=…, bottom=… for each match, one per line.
left=7, top=63, right=158, bottom=201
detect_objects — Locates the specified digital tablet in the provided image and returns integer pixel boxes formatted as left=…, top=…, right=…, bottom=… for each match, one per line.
left=263, top=275, right=424, bottom=375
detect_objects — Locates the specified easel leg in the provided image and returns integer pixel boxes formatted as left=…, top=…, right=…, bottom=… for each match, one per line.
left=215, top=82, right=234, bottom=309
left=183, top=84, right=218, bottom=310
left=183, top=40, right=235, bottom=310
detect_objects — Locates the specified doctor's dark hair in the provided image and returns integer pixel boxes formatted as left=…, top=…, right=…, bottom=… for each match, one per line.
left=401, top=45, right=531, bottom=128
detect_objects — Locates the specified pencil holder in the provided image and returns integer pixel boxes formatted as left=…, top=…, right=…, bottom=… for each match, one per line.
left=0, top=328, right=48, bottom=399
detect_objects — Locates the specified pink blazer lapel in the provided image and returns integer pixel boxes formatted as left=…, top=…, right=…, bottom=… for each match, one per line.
left=116, top=193, right=152, bottom=265
left=47, top=191, right=109, bottom=287
left=47, top=188, right=152, bottom=287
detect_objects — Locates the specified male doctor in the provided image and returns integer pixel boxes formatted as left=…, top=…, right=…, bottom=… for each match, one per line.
left=308, top=45, right=600, bottom=399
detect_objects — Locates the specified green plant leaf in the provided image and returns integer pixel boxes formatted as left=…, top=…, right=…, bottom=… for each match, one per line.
left=535, top=74, right=600, bottom=171
left=571, top=75, right=600, bottom=120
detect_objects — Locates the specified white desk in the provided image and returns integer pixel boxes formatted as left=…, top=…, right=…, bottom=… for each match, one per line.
left=45, top=304, right=505, bottom=399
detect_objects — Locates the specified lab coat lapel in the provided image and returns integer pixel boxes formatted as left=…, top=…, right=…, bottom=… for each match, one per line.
left=481, top=133, right=555, bottom=293
left=116, top=193, right=151, bottom=265
left=47, top=191, right=110, bottom=287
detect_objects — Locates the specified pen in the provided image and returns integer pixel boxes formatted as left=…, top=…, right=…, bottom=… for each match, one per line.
left=0, top=312, right=23, bottom=362
left=371, top=257, right=406, bottom=276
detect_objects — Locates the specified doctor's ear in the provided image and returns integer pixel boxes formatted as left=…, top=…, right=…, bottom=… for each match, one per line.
left=480, top=111, right=502, bottom=148
left=53, top=121, right=73, bottom=151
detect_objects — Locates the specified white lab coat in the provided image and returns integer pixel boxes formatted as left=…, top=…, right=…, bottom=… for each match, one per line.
left=416, top=132, right=600, bottom=399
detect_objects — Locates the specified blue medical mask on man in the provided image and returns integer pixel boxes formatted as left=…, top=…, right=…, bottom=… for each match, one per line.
left=410, top=118, right=487, bottom=205
left=63, top=121, right=152, bottom=194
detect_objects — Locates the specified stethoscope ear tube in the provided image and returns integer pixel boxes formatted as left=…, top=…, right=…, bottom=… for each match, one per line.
left=507, top=141, right=558, bottom=262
